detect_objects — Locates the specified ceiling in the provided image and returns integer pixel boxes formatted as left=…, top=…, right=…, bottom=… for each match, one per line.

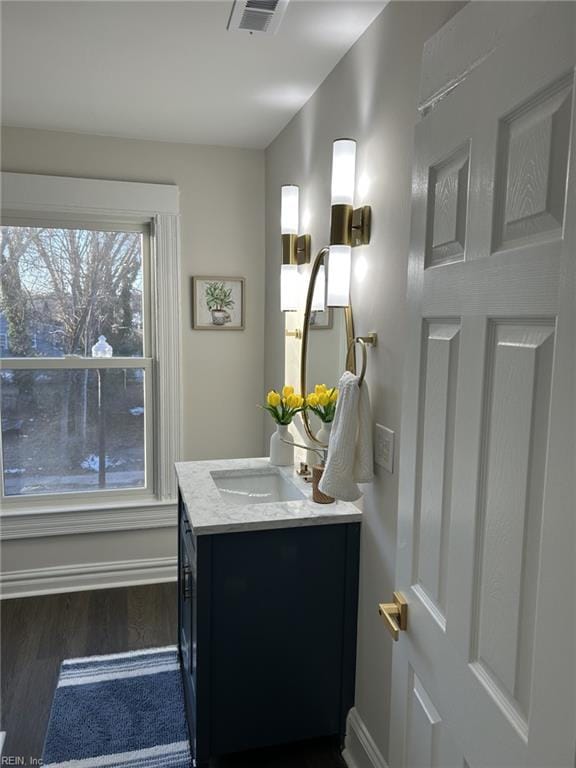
left=1, top=1, right=386, bottom=149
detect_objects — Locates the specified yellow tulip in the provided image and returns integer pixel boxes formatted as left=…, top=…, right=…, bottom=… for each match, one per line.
left=286, top=393, right=303, bottom=409
left=329, top=388, right=338, bottom=403
left=267, top=390, right=281, bottom=408
left=315, top=384, right=327, bottom=395
left=282, top=385, right=294, bottom=398
left=307, top=393, right=319, bottom=407
left=318, top=392, right=330, bottom=407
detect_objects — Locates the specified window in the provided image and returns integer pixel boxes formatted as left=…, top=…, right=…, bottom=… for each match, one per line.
left=0, top=223, right=153, bottom=499
left=0, top=173, right=181, bottom=535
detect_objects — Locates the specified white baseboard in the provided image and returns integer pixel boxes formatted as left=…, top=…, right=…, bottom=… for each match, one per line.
left=343, top=708, right=389, bottom=768
left=0, top=556, right=177, bottom=599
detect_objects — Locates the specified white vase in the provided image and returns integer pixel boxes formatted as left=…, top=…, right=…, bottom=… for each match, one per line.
left=269, top=424, right=294, bottom=466
left=317, top=420, right=333, bottom=447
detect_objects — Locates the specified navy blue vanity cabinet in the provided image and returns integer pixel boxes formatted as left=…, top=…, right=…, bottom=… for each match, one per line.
left=177, top=491, right=361, bottom=766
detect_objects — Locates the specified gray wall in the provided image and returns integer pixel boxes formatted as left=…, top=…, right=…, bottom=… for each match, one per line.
left=264, top=1, right=462, bottom=759
left=2, top=127, right=266, bottom=462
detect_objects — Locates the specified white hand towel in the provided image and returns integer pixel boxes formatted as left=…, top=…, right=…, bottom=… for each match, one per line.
left=318, top=370, right=374, bottom=502
left=354, top=376, right=374, bottom=483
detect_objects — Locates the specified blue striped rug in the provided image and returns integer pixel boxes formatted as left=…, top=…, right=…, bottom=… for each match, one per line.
left=42, top=646, right=192, bottom=767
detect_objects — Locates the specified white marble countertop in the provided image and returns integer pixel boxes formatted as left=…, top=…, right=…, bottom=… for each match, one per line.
left=175, top=457, right=362, bottom=536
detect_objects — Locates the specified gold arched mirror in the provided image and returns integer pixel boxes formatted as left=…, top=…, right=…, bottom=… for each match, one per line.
left=300, top=248, right=356, bottom=445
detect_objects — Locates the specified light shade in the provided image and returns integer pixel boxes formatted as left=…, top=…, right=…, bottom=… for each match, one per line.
left=312, top=265, right=326, bottom=312
left=327, top=245, right=351, bottom=307
left=331, top=139, right=356, bottom=206
left=281, top=264, right=301, bottom=312
left=281, top=185, right=299, bottom=235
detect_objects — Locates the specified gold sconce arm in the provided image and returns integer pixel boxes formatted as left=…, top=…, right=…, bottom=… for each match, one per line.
left=282, top=233, right=297, bottom=265
left=330, top=204, right=371, bottom=247
left=330, top=204, right=353, bottom=245
left=296, top=234, right=311, bottom=264
left=352, top=206, right=371, bottom=247
left=282, top=233, right=311, bottom=266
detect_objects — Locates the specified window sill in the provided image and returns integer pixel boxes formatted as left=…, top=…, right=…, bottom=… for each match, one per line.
left=0, top=497, right=177, bottom=541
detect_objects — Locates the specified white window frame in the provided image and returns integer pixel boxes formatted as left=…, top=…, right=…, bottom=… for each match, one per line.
left=1, top=218, right=155, bottom=505
left=0, top=173, right=182, bottom=539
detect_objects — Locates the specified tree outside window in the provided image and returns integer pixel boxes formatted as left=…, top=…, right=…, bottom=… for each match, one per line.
left=0, top=225, right=151, bottom=497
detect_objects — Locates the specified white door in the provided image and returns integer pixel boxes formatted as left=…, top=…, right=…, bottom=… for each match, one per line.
left=388, top=5, right=576, bottom=768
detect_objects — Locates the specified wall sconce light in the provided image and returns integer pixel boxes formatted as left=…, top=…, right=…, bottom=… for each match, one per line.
left=327, top=139, right=371, bottom=307
left=281, top=185, right=311, bottom=312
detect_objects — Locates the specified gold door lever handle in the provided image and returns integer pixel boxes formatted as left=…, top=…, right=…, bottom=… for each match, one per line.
left=378, top=591, right=408, bottom=641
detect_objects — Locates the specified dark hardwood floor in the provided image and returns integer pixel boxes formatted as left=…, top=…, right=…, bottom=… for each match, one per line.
left=1, top=583, right=346, bottom=768
left=1, top=583, right=178, bottom=762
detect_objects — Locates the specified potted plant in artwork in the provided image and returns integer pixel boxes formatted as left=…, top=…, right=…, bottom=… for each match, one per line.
left=306, top=384, right=338, bottom=444
left=261, top=386, right=305, bottom=466
left=205, top=281, right=235, bottom=326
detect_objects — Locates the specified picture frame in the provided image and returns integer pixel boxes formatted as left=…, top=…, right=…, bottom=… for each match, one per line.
left=309, top=307, right=333, bottom=330
left=192, top=276, right=245, bottom=330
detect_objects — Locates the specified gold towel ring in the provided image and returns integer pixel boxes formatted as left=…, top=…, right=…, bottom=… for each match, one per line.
left=347, top=333, right=378, bottom=386
left=348, top=337, right=368, bottom=385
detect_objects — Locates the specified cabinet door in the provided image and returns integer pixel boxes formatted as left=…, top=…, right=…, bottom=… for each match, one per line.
left=209, top=524, right=357, bottom=754
left=179, top=524, right=194, bottom=675
left=178, top=502, right=197, bottom=746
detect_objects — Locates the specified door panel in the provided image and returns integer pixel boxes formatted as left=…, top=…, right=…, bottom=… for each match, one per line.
left=414, top=321, right=460, bottom=628
left=389, top=5, right=575, bottom=767
left=493, top=76, right=572, bottom=251
left=406, top=669, right=466, bottom=768
left=406, top=670, right=441, bottom=768
left=471, top=322, right=554, bottom=727
left=426, top=146, right=469, bottom=267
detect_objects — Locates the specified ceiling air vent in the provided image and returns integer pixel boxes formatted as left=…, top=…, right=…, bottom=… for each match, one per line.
left=227, top=0, right=290, bottom=35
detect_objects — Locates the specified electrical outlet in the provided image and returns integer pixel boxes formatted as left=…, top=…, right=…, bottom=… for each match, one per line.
left=374, top=424, right=395, bottom=473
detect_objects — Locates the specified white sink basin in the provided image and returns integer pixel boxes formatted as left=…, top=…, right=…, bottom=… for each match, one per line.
left=210, top=468, right=304, bottom=506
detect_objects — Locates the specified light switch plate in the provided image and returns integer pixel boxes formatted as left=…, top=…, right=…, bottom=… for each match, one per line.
left=375, top=424, right=395, bottom=473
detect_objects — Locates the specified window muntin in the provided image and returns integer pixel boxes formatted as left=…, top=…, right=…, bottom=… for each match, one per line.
left=0, top=222, right=153, bottom=500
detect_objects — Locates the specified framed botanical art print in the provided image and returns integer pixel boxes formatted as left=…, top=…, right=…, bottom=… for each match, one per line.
left=192, top=276, right=245, bottom=330
left=309, top=307, right=333, bottom=330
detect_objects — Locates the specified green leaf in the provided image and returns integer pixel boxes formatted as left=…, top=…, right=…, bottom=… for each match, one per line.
left=204, top=281, right=236, bottom=312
